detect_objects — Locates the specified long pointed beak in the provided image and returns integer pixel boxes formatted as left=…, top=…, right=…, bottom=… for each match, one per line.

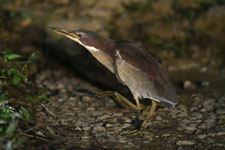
left=48, top=27, right=80, bottom=39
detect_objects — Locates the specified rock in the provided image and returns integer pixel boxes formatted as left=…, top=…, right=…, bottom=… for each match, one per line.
left=216, top=131, right=225, bottom=136
left=216, top=108, right=225, bottom=115
left=82, top=126, right=91, bottom=131
left=155, top=116, right=163, bottom=121
left=203, top=98, right=216, bottom=106
left=94, top=126, right=106, bottom=132
left=81, top=96, right=91, bottom=102
left=197, top=134, right=207, bottom=139
left=105, top=123, right=114, bottom=128
left=185, top=126, right=196, bottom=133
left=60, top=119, right=69, bottom=125
left=200, top=106, right=214, bottom=113
left=161, top=133, right=170, bottom=137
left=191, top=113, right=203, bottom=119
left=198, top=123, right=207, bottom=130
left=96, top=114, right=111, bottom=121
left=204, top=119, right=215, bottom=128
left=124, top=118, right=132, bottom=123
left=176, top=140, right=195, bottom=146
left=184, top=80, right=196, bottom=89
left=200, top=67, right=208, bottom=72
left=208, top=133, right=216, bottom=137
left=87, top=107, right=95, bottom=111
left=201, top=81, right=210, bottom=87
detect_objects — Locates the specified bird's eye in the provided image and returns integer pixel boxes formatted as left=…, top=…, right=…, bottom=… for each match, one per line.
left=76, top=33, right=81, bottom=37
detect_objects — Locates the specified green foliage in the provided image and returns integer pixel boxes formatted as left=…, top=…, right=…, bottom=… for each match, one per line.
left=3, top=49, right=21, bottom=63
left=5, top=120, right=18, bottom=137
left=20, top=107, right=30, bottom=121
left=0, top=49, right=44, bottom=150
left=0, top=65, right=28, bottom=86
left=46, top=126, right=56, bottom=136
left=4, top=54, right=21, bottom=63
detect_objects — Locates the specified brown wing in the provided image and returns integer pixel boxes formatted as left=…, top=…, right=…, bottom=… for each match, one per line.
left=115, top=41, right=177, bottom=107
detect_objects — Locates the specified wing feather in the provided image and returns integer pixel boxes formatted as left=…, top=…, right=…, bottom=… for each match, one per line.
left=115, top=41, right=177, bottom=107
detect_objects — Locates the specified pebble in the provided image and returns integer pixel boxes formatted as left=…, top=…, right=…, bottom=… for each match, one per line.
left=185, top=126, right=197, bottom=132
left=203, top=98, right=216, bottom=106
left=161, top=133, right=170, bottom=137
left=155, top=116, right=163, bottom=121
left=200, top=105, right=214, bottom=112
left=216, top=108, right=225, bottom=115
left=191, top=113, right=203, bottom=119
left=81, top=96, right=91, bottom=102
left=82, top=135, right=91, bottom=140
left=112, top=113, right=123, bottom=117
left=122, top=123, right=130, bottom=128
left=184, top=80, right=196, bottom=89
left=82, top=126, right=91, bottom=131
left=216, top=131, right=225, bottom=136
left=34, top=58, right=225, bottom=149
left=124, top=118, right=132, bottom=123
left=204, top=119, right=215, bottom=127
left=178, top=112, right=188, bottom=117
left=201, top=81, right=210, bottom=87
left=60, top=119, right=69, bottom=125
left=105, top=123, right=114, bottom=128
left=94, top=126, right=106, bottom=131
left=176, top=140, right=195, bottom=146
left=208, top=133, right=216, bottom=137
left=96, top=114, right=111, bottom=121
left=87, top=107, right=95, bottom=111
left=197, top=134, right=207, bottom=139
left=190, top=106, right=198, bottom=112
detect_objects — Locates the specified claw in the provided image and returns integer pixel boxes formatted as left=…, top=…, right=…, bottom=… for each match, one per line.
left=123, top=129, right=149, bottom=136
left=95, top=91, right=115, bottom=98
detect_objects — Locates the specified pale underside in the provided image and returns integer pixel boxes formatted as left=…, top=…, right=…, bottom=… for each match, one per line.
left=68, top=36, right=115, bottom=73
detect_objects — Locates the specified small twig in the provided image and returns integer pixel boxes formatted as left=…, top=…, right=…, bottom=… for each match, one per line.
left=41, top=104, right=57, bottom=118
left=22, top=133, right=55, bottom=143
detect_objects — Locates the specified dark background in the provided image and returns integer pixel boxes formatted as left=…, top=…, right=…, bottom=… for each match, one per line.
left=0, top=0, right=225, bottom=149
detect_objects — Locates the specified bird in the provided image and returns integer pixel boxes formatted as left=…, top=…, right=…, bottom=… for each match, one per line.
left=49, top=27, right=178, bottom=133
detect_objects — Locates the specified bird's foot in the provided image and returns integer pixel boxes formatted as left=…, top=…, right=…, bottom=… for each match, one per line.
left=123, top=128, right=149, bottom=136
left=95, top=91, right=115, bottom=98
left=96, top=91, right=142, bottom=111
left=95, top=91, right=130, bottom=109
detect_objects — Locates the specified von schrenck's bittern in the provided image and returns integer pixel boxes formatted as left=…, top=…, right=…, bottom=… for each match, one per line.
left=49, top=27, right=178, bottom=133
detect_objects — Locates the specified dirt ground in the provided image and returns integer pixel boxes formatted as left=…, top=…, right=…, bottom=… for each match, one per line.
left=1, top=0, right=225, bottom=149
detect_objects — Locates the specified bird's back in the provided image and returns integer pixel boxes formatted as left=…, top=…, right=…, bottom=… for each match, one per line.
left=114, top=41, right=177, bottom=107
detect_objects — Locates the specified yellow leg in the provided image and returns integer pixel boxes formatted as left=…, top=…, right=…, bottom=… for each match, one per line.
left=140, top=100, right=157, bottom=130
left=95, top=91, right=141, bottom=111
left=125, top=100, right=158, bottom=135
left=134, top=95, right=141, bottom=111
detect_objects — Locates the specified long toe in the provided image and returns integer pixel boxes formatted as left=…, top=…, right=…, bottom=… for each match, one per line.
left=122, top=129, right=150, bottom=136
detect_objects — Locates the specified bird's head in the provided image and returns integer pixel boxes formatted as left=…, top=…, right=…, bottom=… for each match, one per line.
left=49, top=27, right=112, bottom=51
